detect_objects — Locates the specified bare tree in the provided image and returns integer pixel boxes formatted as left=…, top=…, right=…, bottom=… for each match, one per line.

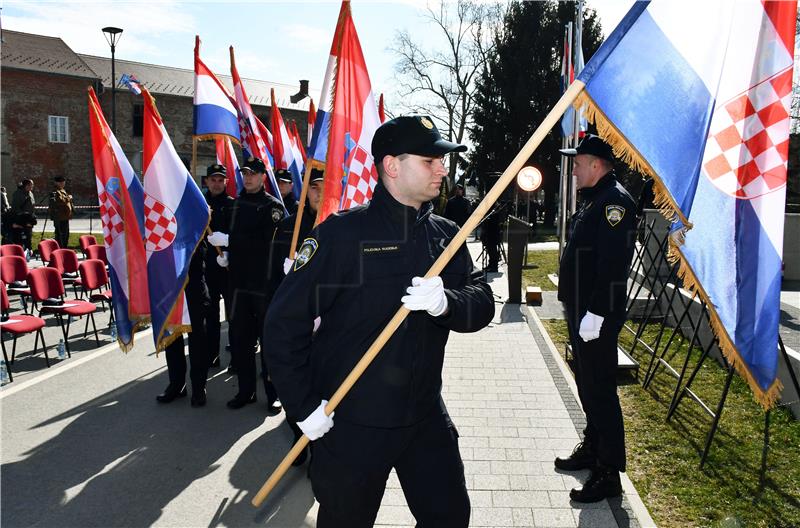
left=390, top=1, right=504, bottom=182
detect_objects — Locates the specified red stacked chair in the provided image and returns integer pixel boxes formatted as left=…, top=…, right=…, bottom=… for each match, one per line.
left=37, top=239, right=60, bottom=266
left=1, top=244, right=25, bottom=258
left=85, top=244, right=109, bottom=267
left=0, top=255, right=32, bottom=313
left=78, top=259, right=114, bottom=321
left=1, top=280, right=49, bottom=374
left=27, top=267, right=100, bottom=354
left=48, top=249, right=82, bottom=297
left=78, top=235, right=98, bottom=258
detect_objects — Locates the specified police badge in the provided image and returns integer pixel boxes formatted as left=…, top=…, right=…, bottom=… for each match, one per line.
left=419, top=116, right=434, bottom=130
left=294, top=238, right=319, bottom=271
left=605, top=205, right=625, bottom=227
left=272, top=207, right=282, bottom=223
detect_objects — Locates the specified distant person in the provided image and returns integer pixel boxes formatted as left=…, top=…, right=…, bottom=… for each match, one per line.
left=10, top=179, right=36, bottom=253
left=1, top=186, right=11, bottom=244
left=48, top=175, right=73, bottom=248
left=444, top=183, right=471, bottom=227
left=276, top=169, right=298, bottom=216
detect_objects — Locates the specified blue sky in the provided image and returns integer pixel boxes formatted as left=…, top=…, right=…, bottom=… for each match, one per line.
left=2, top=0, right=634, bottom=103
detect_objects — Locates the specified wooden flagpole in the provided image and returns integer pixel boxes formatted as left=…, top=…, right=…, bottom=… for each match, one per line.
left=288, top=161, right=316, bottom=257
left=251, top=79, right=588, bottom=508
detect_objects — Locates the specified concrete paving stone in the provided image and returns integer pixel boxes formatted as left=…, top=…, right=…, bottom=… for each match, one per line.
left=522, top=448, right=558, bottom=462
left=492, top=490, right=550, bottom=508
left=509, top=474, right=530, bottom=490
left=459, top=447, right=475, bottom=460
left=499, top=408, right=516, bottom=418
left=547, top=490, right=608, bottom=509
left=463, top=460, right=492, bottom=475
left=539, top=408, right=572, bottom=418
left=571, top=506, right=619, bottom=527
left=513, top=507, right=535, bottom=526
left=560, top=472, right=591, bottom=490
left=374, top=505, right=416, bottom=526
left=381, top=487, right=408, bottom=506
left=528, top=475, right=571, bottom=491
left=491, top=461, right=546, bottom=476
left=472, top=447, right=508, bottom=460
left=536, top=437, right=578, bottom=450
left=532, top=508, right=578, bottom=527
left=459, top=436, right=489, bottom=448
left=505, top=448, right=524, bottom=461
left=473, top=474, right=510, bottom=490
left=470, top=490, right=494, bottom=507
left=471, top=506, right=514, bottom=526
left=490, top=437, right=539, bottom=449
left=516, top=427, right=550, bottom=438
left=546, top=427, right=582, bottom=439
left=513, top=409, right=544, bottom=418
left=486, top=416, right=535, bottom=428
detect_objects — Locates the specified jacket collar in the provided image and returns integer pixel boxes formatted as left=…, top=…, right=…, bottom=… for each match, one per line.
left=579, top=171, right=616, bottom=199
left=369, top=181, right=434, bottom=229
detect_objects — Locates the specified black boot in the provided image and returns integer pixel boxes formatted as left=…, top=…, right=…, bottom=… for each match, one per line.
left=226, top=392, right=257, bottom=409
left=555, top=441, right=596, bottom=471
left=156, top=384, right=187, bottom=403
left=265, top=380, right=282, bottom=414
left=191, top=388, right=207, bottom=407
left=570, top=465, right=622, bottom=503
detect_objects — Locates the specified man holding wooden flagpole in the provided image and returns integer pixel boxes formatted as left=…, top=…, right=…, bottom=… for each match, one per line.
left=264, top=115, right=495, bottom=526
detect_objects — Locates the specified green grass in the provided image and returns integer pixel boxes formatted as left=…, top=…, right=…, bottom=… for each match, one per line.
left=31, top=232, right=94, bottom=251
left=541, top=319, right=800, bottom=528
left=521, top=249, right=559, bottom=291
left=530, top=224, right=559, bottom=243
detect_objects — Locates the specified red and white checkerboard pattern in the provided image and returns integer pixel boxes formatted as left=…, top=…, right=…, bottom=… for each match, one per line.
left=144, top=195, right=178, bottom=252
left=342, top=145, right=378, bottom=210
left=98, top=190, right=124, bottom=246
left=702, top=68, right=792, bottom=200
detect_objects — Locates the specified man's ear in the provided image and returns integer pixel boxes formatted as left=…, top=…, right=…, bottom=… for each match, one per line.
left=383, top=155, right=400, bottom=180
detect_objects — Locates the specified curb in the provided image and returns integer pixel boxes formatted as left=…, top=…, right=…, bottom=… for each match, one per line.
left=523, top=304, right=658, bottom=528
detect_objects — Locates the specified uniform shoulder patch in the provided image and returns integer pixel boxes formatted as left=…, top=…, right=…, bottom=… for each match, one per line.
left=294, top=238, right=318, bottom=271
left=605, top=205, right=625, bottom=226
left=272, top=207, right=283, bottom=223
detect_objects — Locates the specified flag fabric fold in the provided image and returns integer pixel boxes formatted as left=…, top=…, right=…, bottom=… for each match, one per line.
left=88, top=87, right=149, bottom=351
left=316, top=0, right=381, bottom=223
left=143, top=87, right=210, bottom=351
left=120, top=73, right=143, bottom=95
left=216, top=136, right=244, bottom=198
left=271, top=88, right=304, bottom=201
left=574, top=0, right=796, bottom=407
left=307, top=98, right=316, bottom=147
left=193, top=36, right=240, bottom=141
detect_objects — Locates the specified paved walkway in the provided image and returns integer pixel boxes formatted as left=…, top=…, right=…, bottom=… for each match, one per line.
left=1, top=242, right=655, bottom=527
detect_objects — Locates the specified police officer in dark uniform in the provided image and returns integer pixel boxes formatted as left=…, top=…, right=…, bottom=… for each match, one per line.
left=276, top=169, right=298, bottom=216
left=207, top=157, right=285, bottom=410
left=554, top=135, right=636, bottom=503
left=273, top=167, right=324, bottom=276
left=264, top=115, right=495, bottom=527
left=156, top=233, right=212, bottom=407
left=204, top=164, right=235, bottom=369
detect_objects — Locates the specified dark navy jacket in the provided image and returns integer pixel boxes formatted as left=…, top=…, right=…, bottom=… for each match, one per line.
left=558, top=172, right=636, bottom=322
left=264, top=182, right=495, bottom=427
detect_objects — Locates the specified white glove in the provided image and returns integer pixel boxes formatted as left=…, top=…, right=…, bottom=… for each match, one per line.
left=579, top=311, right=604, bottom=342
left=207, top=231, right=229, bottom=247
left=216, top=251, right=229, bottom=268
left=401, top=276, right=448, bottom=317
left=283, top=257, right=295, bottom=275
left=297, top=399, right=334, bottom=441
left=313, top=316, right=321, bottom=333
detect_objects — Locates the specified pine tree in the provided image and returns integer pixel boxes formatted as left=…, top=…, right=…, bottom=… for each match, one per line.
left=469, top=1, right=603, bottom=226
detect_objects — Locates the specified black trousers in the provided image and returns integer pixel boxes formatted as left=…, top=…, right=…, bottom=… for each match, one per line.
left=229, top=288, right=270, bottom=397
left=311, top=408, right=470, bottom=528
left=566, top=307, right=626, bottom=472
left=164, top=286, right=210, bottom=391
left=53, top=219, right=69, bottom=248
left=205, top=268, right=230, bottom=364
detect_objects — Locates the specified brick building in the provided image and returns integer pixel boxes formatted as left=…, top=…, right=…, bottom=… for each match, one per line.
left=1, top=30, right=315, bottom=206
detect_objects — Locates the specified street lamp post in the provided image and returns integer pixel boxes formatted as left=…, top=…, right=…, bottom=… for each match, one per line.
left=102, top=26, right=123, bottom=134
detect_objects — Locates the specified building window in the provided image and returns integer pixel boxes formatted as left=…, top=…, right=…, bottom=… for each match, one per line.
left=48, top=116, right=70, bottom=143
left=132, top=103, right=144, bottom=137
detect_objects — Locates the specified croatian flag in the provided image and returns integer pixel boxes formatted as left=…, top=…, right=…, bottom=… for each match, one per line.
left=271, top=88, right=304, bottom=201
left=215, top=136, right=244, bottom=198
left=143, top=87, right=210, bottom=351
left=575, top=0, right=796, bottom=407
left=561, top=16, right=587, bottom=139
left=120, top=73, right=142, bottom=95
left=307, top=98, right=316, bottom=147
left=317, top=0, right=381, bottom=222
left=193, top=36, right=240, bottom=141
left=291, top=121, right=307, bottom=163
left=229, top=46, right=283, bottom=204
left=88, top=87, right=149, bottom=351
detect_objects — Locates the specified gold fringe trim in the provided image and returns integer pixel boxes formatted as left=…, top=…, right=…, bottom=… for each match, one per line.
left=575, top=91, right=782, bottom=409
left=116, top=315, right=152, bottom=353
left=670, top=244, right=783, bottom=410
left=155, top=324, right=192, bottom=354
left=573, top=92, right=691, bottom=229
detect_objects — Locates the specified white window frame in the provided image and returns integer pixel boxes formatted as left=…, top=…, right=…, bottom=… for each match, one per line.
left=48, top=115, right=70, bottom=143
